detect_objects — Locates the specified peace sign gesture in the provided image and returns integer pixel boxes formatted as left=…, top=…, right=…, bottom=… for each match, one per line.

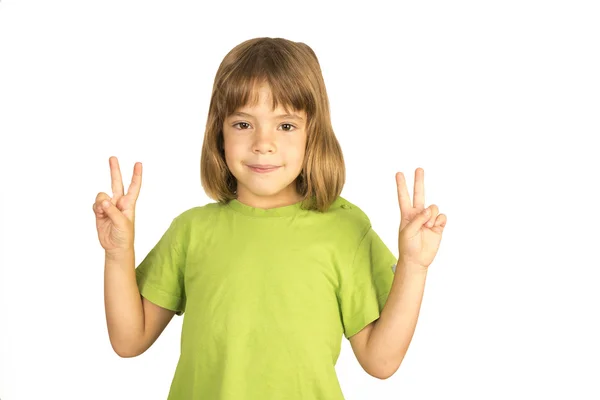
left=396, top=168, right=447, bottom=270
left=92, top=156, right=143, bottom=255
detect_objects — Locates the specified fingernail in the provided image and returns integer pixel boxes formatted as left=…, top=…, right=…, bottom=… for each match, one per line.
left=102, top=200, right=109, bottom=208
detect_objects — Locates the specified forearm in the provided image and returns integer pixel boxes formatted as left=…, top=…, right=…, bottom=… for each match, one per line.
left=104, top=248, right=145, bottom=357
left=367, top=261, right=428, bottom=377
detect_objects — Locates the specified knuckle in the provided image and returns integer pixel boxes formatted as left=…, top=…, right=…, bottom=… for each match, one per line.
left=96, top=192, right=109, bottom=201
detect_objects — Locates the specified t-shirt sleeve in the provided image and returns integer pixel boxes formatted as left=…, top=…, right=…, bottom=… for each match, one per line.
left=339, top=226, right=398, bottom=340
left=135, top=216, right=187, bottom=316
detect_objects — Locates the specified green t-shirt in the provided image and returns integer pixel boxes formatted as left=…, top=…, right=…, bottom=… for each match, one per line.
left=135, top=195, right=397, bottom=399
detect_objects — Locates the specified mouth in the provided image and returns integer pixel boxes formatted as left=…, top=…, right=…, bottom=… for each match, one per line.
left=246, top=164, right=281, bottom=173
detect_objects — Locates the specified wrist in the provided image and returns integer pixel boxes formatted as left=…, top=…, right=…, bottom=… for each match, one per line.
left=396, top=259, right=428, bottom=276
left=105, top=247, right=134, bottom=261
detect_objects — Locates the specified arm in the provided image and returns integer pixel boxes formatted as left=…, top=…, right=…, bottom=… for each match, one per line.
left=104, top=248, right=175, bottom=357
left=349, top=260, right=427, bottom=379
left=351, top=169, right=446, bottom=379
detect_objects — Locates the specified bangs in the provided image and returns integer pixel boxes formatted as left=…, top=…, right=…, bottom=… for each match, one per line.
left=216, top=46, right=317, bottom=121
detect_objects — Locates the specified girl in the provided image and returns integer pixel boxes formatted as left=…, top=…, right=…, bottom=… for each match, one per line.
left=94, top=37, right=447, bottom=399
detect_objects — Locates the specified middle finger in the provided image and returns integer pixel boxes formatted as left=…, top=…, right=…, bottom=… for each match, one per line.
left=110, top=156, right=124, bottom=202
left=413, top=168, right=425, bottom=210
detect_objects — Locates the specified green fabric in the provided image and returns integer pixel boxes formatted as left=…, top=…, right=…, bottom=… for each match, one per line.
left=135, top=196, right=397, bottom=399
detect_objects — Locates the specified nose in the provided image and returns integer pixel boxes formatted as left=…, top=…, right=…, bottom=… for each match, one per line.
left=252, top=127, right=276, bottom=154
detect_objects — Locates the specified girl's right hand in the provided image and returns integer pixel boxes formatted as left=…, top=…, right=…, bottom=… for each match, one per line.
left=93, top=156, right=142, bottom=255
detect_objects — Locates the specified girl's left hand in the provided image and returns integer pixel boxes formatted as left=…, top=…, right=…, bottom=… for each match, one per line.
left=396, top=168, right=447, bottom=270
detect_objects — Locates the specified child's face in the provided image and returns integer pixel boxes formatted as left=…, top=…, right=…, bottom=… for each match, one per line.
left=222, top=83, right=307, bottom=208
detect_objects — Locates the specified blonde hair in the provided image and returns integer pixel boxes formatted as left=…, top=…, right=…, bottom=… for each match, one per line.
left=200, top=37, right=345, bottom=213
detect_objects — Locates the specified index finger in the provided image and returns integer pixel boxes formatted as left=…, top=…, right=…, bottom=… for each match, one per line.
left=109, top=156, right=125, bottom=200
left=396, top=172, right=412, bottom=213
left=126, top=162, right=143, bottom=200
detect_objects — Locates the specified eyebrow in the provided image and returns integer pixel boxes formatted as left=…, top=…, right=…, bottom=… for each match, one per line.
left=230, top=111, right=304, bottom=122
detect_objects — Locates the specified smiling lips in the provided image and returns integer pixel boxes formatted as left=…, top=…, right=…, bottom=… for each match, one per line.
left=247, top=164, right=280, bottom=173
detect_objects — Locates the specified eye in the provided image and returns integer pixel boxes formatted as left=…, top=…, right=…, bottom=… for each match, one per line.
left=280, top=123, right=297, bottom=132
left=231, top=122, right=297, bottom=132
left=232, top=122, right=251, bottom=130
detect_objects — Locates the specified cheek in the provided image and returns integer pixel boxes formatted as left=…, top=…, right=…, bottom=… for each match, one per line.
left=295, top=146, right=306, bottom=163
left=223, top=140, right=244, bottom=163
left=284, top=136, right=306, bottom=161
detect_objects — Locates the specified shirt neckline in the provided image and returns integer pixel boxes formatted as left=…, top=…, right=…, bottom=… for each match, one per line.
left=227, top=197, right=307, bottom=218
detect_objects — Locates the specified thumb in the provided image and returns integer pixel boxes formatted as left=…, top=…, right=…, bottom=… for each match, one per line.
left=406, top=207, right=431, bottom=236
left=101, top=199, right=128, bottom=227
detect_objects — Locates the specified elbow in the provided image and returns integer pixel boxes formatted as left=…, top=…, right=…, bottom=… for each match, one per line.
left=368, top=369, right=392, bottom=380
left=374, top=369, right=396, bottom=380
left=116, top=348, right=138, bottom=358
left=366, top=360, right=401, bottom=380
left=110, top=338, right=141, bottom=358
left=370, top=368, right=397, bottom=380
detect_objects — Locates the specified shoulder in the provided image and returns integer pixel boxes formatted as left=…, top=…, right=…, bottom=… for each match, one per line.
left=325, top=196, right=373, bottom=239
left=176, top=201, right=221, bottom=219
left=169, top=201, right=225, bottom=231
left=328, top=196, right=371, bottom=223
left=158, top=202, right=225, bottom=247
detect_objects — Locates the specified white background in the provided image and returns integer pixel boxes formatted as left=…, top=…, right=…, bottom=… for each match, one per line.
left=1, top=0, right=599, bottom=399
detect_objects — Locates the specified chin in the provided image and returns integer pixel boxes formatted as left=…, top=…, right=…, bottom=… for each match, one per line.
left=237, top=178, right=297, bottom=198
left=244, top=185, right=288, bottom=197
